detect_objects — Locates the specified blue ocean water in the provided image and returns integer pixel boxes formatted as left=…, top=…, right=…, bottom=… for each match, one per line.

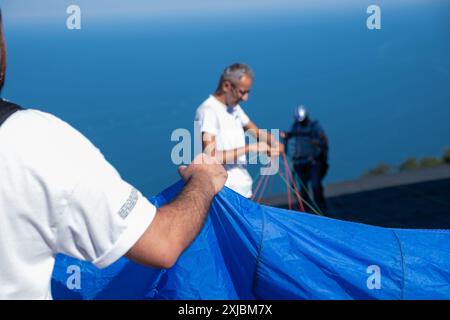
left=3, top=2, right=450, bottom=196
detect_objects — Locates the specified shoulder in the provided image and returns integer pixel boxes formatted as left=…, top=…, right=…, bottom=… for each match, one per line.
left=311, top=120, right=325, bottom=135
left=11, top=109, right=93, bottom=146
left=235, top=104, right=250, bottom=120
left=7, top=108, right=59, bottom=124
left=197, top=96, right=219, bottom=110
left=0, top=109, right=116, bottom=202
left=4, top=109, right=106, bottom=173
left=291, top=121, right=300, bottom=131
left=195, top=97, right=219, bottom=120
left=8, top=108, right=72, bottom=128
left=233, top=105, right=250, bottom=127
left=311, top=120, right=321, bottom=128
left=4, top=109, right=77, bottom=142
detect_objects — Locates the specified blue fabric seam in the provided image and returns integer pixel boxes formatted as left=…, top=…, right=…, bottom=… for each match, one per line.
left=393, top=230, right=406, bottom=300
left=251, top=207, right=266, bottom=297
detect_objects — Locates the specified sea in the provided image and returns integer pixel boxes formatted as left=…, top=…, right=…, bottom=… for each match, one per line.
left=2, top=0, right=450, bottom=196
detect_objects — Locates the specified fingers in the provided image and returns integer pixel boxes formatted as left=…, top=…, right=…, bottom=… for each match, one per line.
left=178, top=165, right=187, bottom=174
left=269, top=150, right=280, bottom=157
left=191, top=153, right=219, bottom=165
left=178, top=165, right=189, bottom=181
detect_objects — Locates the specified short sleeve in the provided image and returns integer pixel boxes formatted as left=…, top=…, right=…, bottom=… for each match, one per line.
left=54, top=125, right=156, bottom=269
left=235, top=105, right=250, bottom=127
left=196, top=107, right=219, bottom=135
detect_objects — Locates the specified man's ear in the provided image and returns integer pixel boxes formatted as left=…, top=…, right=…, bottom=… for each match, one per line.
left=222, top=80, right=232, bottom=93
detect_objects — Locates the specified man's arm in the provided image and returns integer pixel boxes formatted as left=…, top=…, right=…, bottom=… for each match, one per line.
left=125, top=154, right=227, bottom=269
left=244, top=121, right=284, bottom=154
left=320, top=132, right=329, bottom=147
left=280, top=131, right=293, bottom=140
left=312, top=123, right=329, bottom=149
left=201, top=132, right=269, bottom=164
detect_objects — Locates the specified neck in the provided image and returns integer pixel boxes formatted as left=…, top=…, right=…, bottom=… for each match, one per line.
left=213, top=92, right=228, bottom=107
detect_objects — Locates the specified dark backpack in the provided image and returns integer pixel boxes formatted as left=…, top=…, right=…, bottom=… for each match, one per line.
left=290, top=120, right=322, bottom=162
left=0, top=99, right=23, bottom=127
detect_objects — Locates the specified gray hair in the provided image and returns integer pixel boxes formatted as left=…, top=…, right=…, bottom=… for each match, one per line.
left=218, top=63, right=254, bottom=87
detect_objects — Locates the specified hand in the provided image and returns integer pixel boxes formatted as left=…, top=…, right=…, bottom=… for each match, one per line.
left=279, top=131, right=287, bottom=139
left=264, top=139, right=284, bottom=157
left=277, top=143, right=285, bottom=154
left=267, top=144, right=285, bottom=157
left=267, top=148, right=278, bottom=157
left=178, top=154, right=228, bottom=195
left=249, top=142, right=271, bottom=154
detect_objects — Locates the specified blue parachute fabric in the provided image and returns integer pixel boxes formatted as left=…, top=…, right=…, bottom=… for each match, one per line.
left=51, top=180, right=450, bottom=299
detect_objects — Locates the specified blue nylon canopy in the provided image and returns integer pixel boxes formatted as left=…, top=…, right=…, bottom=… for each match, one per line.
left=51, top=180, right=450, bottom=299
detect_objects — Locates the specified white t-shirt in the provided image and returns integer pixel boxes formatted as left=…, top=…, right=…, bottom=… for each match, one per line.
left=0, top=109, right=156, bottom=299
left=195, top=95, right=253, bottom=198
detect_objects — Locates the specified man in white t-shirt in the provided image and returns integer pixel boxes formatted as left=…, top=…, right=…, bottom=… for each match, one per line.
left=195, top=63, right=283, bottom=198
left=0, top=11, right=227, bottom=299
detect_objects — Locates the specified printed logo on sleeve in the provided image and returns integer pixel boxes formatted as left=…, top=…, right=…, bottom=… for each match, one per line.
left=118, top=188, right=139, bottom=219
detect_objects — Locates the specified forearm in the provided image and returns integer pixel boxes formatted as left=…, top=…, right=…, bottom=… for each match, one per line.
left=127, top=174, right=216, bottom=269
left=255, top=129, right=281, bottom=148
left=214, top=146, right=248, bottom=164
left=257, top=130, right=272, bottom=145
left=202, top=133, right=248, bottom=164
left=158, top=174, right=215, bottom=255
left=284, top=132, right=293, bottom=140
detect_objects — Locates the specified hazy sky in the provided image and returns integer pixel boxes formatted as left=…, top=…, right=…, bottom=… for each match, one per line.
left=0, top=0, right=440, bottom=23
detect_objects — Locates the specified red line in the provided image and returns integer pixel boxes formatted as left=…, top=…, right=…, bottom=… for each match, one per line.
left=282, top=157, right=292, bottom=210
left=251, top=174, right=264, bottom=201
left=257, top=174, right=271, bottom=203
left=266, top=172, right=275, bottom=199
left=282, top=153, right=305, bottom=212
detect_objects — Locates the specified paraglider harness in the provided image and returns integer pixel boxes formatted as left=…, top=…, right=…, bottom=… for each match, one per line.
left=0, top=99, right=23, bottom=127
left=316, top=147, right=329, bottom=179
left=285, top=120, right=329, bottom=179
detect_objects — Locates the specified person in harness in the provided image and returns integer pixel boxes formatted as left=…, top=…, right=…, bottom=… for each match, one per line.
left=281, top=105, right=329, bottom=213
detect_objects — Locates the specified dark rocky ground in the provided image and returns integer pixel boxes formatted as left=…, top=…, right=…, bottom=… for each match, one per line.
left=263, top=165, right=450, bottom=229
